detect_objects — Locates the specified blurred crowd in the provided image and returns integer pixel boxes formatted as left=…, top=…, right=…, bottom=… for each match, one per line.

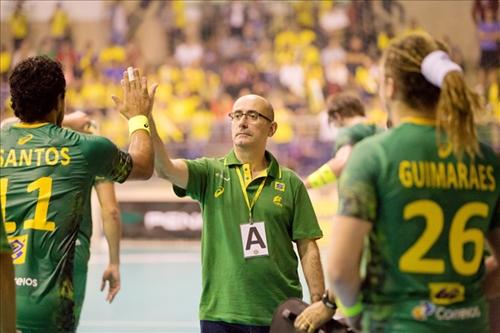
left=1, top=0, right=498, bottom=175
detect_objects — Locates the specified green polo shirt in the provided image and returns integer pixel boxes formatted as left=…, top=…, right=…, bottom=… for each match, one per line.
left=174, top=150, right=322, bottom=325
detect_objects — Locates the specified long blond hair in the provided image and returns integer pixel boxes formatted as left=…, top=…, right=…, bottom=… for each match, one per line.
left=383, top=32, right=483, bottom=159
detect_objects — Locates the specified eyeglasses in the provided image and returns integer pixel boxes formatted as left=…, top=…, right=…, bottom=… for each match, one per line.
left=228, top=110, right=273, bottom=123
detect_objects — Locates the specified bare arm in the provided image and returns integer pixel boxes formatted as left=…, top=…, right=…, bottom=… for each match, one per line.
left=485, top=228, right=500, bottom=300
left=62, top=111, right=92, bottom=133
left=297, top=238, right=325, bottom=303
left=0, top=252, right=16, bottom=333
left=305, top=145, right=352, bottom=189
left=328, top=216, right=371, bottom=329
left=95, top=181, right=121, bottom=303
left=112, top=68, right=157, bottom=180
left=295, top=216, right=370, bottom=332
left=149, top=118, right=189, bottom=188
left=127, top=130, right=155, bottom=180
left=326, top=145, right=353, bottom=177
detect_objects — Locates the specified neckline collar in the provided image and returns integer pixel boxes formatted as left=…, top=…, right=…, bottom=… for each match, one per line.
left=224, top=149, right=281, bottom=179
left=400, top=116, right=436, bottom=126
left=13, top=122, right=50, bottom=129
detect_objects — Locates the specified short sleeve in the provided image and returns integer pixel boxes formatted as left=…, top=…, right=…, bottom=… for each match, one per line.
left=80, top=135, right=132, bottom=183
left=173, top=158, right=209, bottom=201
left=334, top=128, right=352, bottom=151
left=291, top=176, right=323, bottom=240
left=337, top=140, right=380, bottom=222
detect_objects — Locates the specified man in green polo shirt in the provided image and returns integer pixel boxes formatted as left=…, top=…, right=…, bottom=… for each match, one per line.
left=150, top=94, right=325, bottom=333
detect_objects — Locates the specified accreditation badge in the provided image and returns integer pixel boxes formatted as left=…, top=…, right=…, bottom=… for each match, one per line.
left=240, top=222, right=269, bottom=258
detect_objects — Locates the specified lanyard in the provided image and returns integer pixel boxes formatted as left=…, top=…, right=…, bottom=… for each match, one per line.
left=236, top=166, right=266, bottom=224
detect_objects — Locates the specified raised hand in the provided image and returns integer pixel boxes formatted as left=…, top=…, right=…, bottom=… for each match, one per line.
left=112, top=67, right=158, bottom=120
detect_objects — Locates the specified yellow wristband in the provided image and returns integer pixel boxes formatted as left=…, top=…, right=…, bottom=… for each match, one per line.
left=306, top=164, right=336, bottom=188
left=337, top=296, right=363, bottom=318
left=128, top=115, right=150, bottom=136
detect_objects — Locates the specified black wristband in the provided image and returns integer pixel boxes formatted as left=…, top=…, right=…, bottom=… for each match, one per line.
left=322, top=290, right=337, bottom=310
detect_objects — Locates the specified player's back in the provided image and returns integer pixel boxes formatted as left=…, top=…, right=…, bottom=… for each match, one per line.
left=1, top=122, right=108, bottom=332
left=357, top=119, right=499, bottom=332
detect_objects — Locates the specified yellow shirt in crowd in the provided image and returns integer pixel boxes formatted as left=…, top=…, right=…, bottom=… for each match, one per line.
left=51, top=8, right=68, bottom=38
left=9, top=13, right=28, bottom=39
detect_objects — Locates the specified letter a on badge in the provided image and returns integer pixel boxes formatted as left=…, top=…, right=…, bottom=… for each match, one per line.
left=240, top=222, right=269, bottom=258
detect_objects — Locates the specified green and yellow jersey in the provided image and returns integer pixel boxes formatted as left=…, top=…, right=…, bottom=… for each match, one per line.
left=0, top=122, right=132, bottom=333
left=174, top=150, right=322, bottom=325
left=1, top=207, right=11, bottom=253
left=73, top=176, right=109, bottom=325
left=338, top=118, right=500, bottom=332
left=334, top=123, right=382, bottom=152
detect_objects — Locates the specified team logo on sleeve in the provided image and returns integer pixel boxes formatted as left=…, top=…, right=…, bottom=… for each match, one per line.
left=9, top=235, right=28, bottom=264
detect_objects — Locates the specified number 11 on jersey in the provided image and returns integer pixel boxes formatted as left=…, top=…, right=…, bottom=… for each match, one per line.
left=1, top=177, right=56, bottom=233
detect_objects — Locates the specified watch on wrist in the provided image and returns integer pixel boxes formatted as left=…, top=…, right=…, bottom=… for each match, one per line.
left=322, top=290, right=337, bottom=311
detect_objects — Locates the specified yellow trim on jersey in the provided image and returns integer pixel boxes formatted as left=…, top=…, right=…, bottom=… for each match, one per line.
left=236, top=166, right=267, bottom=223
left=14, top=122, right=49, bottom=128
left=401, top=117, right=436, bottom=126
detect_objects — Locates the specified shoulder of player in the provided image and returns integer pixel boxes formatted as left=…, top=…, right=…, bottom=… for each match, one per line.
left=183, top=156, right=223, bottom=175
left=47, top=125, right=84, bottom=142
left=57, top=129, right=118, bottom=157
left=70, top=130, right=113, bottom=147
left=186, top=156, right=221, bottom=167
left=337, top=123, right=370, bottom=143
left=354, top=127, right=391, bottom=148
left=478, top=141, right=500, bottom=167
left=0, top=127, right=10, bottom=139
left=348, top=129, right=393, bottom=164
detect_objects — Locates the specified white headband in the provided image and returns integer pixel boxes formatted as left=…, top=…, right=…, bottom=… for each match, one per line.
left=420, top=50, right=462, bottom=88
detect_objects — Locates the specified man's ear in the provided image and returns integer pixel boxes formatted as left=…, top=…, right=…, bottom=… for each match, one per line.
left=268, top=122, right=277, bottom=137
left=332, top=113, right=343, bottom=126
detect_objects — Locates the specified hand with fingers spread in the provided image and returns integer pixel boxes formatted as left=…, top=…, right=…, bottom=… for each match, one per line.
left=294, top=300, right=336, bottom=333
left=101, top=264, right=121, bottom=303
left=112, top=67, right=158, bottom=120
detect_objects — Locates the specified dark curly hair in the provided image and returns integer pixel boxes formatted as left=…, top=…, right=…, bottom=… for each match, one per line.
left=9, top=56, right=66, bottom=123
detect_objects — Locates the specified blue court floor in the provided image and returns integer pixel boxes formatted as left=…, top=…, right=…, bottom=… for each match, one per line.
left=78, top=241, right=312, bottom=333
